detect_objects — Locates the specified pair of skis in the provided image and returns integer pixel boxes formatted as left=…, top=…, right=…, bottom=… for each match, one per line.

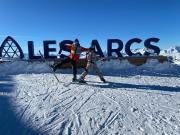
left=63, top=80, right=87, bottom=87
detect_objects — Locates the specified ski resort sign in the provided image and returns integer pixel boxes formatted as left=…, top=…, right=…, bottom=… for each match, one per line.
left=0, top=36, right=160, bottom=59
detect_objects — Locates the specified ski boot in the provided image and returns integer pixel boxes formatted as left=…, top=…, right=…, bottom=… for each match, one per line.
left=100, top=78, right=106, bottom=83
left=78, top=79, right=86, bottom=83
left=50, top=65, right=56, bottom=72
left=72, top=77, right=77, bottom=82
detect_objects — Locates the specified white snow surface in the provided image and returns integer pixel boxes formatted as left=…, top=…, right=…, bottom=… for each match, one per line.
left=0, top=58, right=180, bottom=135
left=160, top=46, right=180, bottom=65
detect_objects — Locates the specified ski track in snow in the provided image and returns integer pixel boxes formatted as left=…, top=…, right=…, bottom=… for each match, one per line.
left=1, top=72, right=180, bottom=135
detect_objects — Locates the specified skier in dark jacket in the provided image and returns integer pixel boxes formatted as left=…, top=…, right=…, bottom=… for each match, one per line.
left=78, top=45, right=106, bottom=83
left=52, top=39, right=89, bottom=81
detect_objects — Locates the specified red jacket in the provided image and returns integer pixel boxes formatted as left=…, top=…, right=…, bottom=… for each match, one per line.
left=65, top=44, right=89, bottom=61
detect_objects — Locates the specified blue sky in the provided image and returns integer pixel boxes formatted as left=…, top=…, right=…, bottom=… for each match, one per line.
left=0, top=0, right=180, bottom=53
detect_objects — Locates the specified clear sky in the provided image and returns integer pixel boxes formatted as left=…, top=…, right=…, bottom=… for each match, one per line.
left=0, top=0, right=180, bottom=53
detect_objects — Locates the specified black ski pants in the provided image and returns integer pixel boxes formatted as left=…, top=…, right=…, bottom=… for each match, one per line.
left=55, top=57, right=77, bottom=79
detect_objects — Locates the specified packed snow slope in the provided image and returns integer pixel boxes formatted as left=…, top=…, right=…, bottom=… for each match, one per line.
left=0, top=58, right=180, bottom=135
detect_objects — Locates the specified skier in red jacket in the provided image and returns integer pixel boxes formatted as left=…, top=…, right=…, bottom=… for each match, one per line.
left=51, top=39, right=89, bottom=82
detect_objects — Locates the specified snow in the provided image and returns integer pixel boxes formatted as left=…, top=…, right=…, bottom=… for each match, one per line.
left=160, top=46, right=180, bottom=65
left=1, top=47, right=180, bottom=135
left=0, top=58, right=179, bottom=76
left=2, top=72, right=180, bottom=135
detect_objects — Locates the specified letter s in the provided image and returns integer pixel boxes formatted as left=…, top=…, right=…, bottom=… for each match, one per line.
left=59, top=40, right=73, bottom=58
left=144, top=38, right=160, bottom=56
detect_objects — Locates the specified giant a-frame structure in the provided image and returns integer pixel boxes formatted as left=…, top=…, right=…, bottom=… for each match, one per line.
left=0, top=36, right=24, bottom=59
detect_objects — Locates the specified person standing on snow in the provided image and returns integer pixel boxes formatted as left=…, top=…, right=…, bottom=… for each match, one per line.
left=78, top=45, right=106, bottom=83
left=51, top=39, right=89, bottom=82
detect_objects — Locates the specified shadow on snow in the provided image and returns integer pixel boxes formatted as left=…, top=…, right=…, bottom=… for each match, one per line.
left=0, top=75, right=40, bottom=135
left=86, top=81, right=180, bottom=93
left=56, top=67, right=180, bottom=78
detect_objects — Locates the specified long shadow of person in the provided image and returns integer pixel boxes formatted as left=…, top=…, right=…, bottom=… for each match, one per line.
left=0, top=75, right=40, bottom=135
left=86, top=81, right=180, bottom=93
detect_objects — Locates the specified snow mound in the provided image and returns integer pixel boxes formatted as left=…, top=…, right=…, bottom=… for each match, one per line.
left=0, top=59, right=179, bottom=75
left=160, top=46, right=180, bottom=64
left=0, top=61, right=50, bottom=75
